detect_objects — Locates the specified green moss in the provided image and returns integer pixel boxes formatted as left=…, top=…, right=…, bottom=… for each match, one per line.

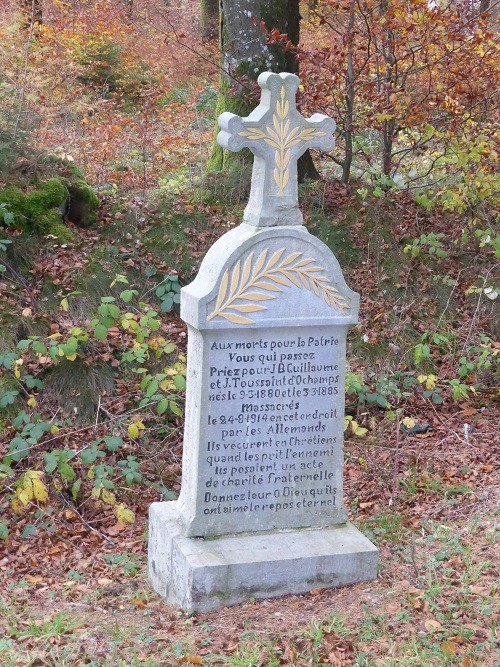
left=66, top=180, right=99, bottom=227
left=207, top=80, right=253, bottom=173
left=37, top=211, right=74, bottom=242
left=0, top=177, right=95, bottom=239
left=0, top=179, right=69, bottom=238
left=27, top=178, right=67, bottom=213
left=0, top=186, right=28, bottom=224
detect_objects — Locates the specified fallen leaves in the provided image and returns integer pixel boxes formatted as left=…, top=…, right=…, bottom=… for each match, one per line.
left=440, top=639, right=458, bottom=656
left=424, top=618, right=442, bottom=633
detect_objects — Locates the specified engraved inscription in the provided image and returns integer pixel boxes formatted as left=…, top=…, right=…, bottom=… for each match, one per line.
left=200, top=329, right=344, bottom=521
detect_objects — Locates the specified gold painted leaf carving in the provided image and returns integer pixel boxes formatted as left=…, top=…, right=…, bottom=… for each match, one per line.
left=253, top=249, right=268, bottom=273
left=219, top=312, right=254, bottom=325
left=230, top=304, right=267, bottom=313
left=207, top=248, right=349, bottom=325
left=215, top=269, right=229, bottom=311
left=238, top=86, right=330, bottom=196
left=230, top=259, right=241, bottom=293
left=239, top=292, right=275, bottom=301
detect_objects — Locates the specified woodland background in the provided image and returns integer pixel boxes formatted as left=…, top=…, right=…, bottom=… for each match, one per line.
left=0, top=1, right=498, bottom=666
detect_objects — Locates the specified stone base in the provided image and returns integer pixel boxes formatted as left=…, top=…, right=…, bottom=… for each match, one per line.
left=148, top=502, right=379, bottom=612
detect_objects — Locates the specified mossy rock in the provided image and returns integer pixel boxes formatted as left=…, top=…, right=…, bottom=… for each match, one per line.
left=66, top=180, right=99, bottom=228
left=0, top=178, right=71, bottom=240
left=27, top=178, right=67, bottom=214
left=0, top=174, right=98, bottom=239
left=38, top=211, right=74, bottom=243
left=0, top=185, right=27, bottom=220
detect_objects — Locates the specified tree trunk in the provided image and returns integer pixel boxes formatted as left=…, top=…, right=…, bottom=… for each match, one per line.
left=200, top=0, right=219, bottom=40
left=209, top=0, right=319, bottom=181
left=380, top=2, right=396, bottom=178
left=342, top=0, right=356, bottom=184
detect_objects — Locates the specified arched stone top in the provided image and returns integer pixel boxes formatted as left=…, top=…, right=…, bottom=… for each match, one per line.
left=181, top=223, right=359, bottom=330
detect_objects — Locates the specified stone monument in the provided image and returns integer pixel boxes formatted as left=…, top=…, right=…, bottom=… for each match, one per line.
left=148, top=72, right=378, bottom=612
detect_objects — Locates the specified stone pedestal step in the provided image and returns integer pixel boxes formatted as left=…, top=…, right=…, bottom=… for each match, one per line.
left=149, top=501, right=378, bottom=613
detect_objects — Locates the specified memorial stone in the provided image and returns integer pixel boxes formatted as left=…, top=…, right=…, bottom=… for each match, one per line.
left=148, top=72, right=378, bottom=612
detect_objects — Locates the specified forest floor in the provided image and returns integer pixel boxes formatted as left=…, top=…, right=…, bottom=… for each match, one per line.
left=0, top=1, right=498, bottom=666
left=1, top=406, right=498, bottom=666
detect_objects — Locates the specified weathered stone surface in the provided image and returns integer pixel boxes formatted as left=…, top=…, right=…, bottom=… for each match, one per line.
left=149, top=502, right=378, bottom=613
left=148, top=71, right=378, bottom=611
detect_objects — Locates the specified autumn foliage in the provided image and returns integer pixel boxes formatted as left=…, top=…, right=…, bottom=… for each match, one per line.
left=295, top=0, right=499, bottom=193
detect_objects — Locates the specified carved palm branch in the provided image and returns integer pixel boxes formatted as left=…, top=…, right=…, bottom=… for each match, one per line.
left=239, top=88, right=327, bottom=196
left=207, top=249, right=349, bottom=325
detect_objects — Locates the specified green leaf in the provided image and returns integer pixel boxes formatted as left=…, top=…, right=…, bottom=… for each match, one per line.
left=160, top=296, right=174, bottom=312
left=94, top=323, right=108, bottom=340
left=59, top=462, right=76, bottom=481
left=24, top=375, right=44, bottom=390
left=31, top=340, right=48, bottom=354
left=155, top=285, right=166, bottom=298
left=9, top=436, right=29, bottom=461
left=0, top=390, right=18, bottom=408
left=27, top=423, right=45, bottom=441
left=145, top=379, right=159, bottom=398
left=0, top=521, right=9, bottom=541
left=173, top=374, right=186, bottom=391
left=97, top=304, right=110, bottom=318
left=103, top=436, right=123, bottom=452
left=12, top=412, right=29, bottom=429
left=80, top=442, right=104, bottom=465
left=0, top=352, right=18, bottom=369
left=120, top=289, right=137, bottom=303
left=169, top=400, right=182, bottom=417
left=65, top=337, right=79, bottom=353
left=22, top=524, right=37, bottom=539
left=108, top=304, right=121, bottom=319
left=71, top=479, right=82, bottom=501
left=156, top=398, right=169, bottom=415
left=44, top=451, right=59, bottom=474
left=0, top=462, right=14, bottom=476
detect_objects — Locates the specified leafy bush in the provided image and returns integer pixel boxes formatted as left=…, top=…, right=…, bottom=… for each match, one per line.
left=0, top=285, right=186, bottom=537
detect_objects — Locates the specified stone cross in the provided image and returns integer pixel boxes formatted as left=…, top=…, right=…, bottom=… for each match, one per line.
left=217, top=72, right=335, bottom=228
